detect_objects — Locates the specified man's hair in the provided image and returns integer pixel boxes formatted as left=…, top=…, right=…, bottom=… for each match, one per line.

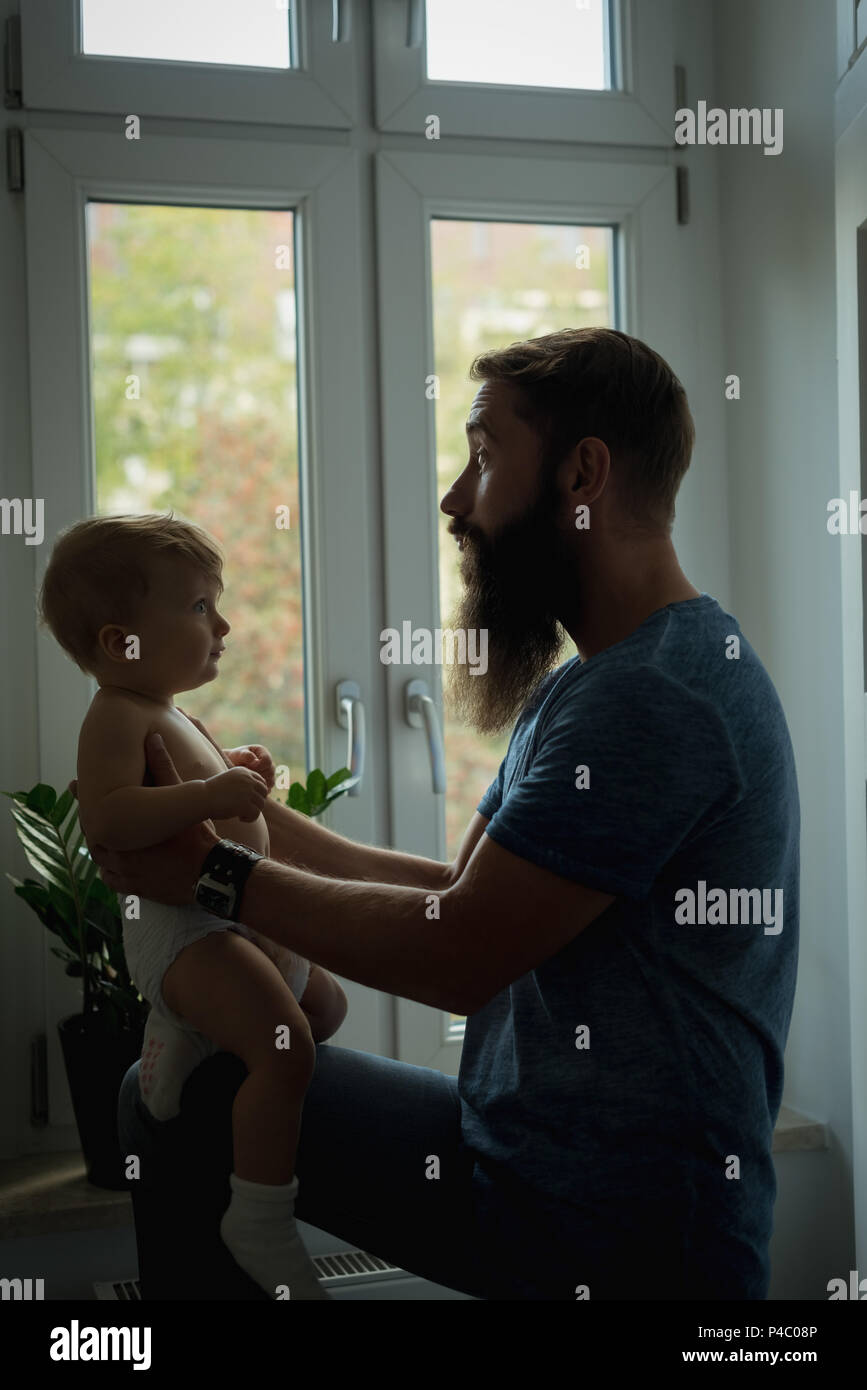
left=468, top=327, right=695, bottom=530
left=37, top=512, right=224, bottom=675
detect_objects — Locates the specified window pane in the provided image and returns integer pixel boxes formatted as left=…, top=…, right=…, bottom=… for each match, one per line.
left=82, top=0, right=292, bottom=69
left=431, top=218, right=614, bottom=865
left=425, top=0, right=607, bottom=89
left=86, top=202, right=305, bottom=779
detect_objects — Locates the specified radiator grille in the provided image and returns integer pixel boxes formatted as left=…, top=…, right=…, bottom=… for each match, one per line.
left=94, top=1249, right=405, bottom=1299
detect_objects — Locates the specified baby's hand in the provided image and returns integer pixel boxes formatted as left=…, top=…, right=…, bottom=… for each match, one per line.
left=224, top=744, right=276, bottom=793
left=205, top=767, right=268, bottom=823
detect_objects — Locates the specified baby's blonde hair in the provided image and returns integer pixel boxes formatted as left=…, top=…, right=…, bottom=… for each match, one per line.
left=38, top=512, right=224, bottom=675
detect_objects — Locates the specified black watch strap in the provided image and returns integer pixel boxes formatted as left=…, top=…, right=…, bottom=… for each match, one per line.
left=195, top=839, right=264, bottom=920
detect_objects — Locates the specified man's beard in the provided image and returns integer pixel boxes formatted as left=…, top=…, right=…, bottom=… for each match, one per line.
left=444, top=476, right=570, bottom=737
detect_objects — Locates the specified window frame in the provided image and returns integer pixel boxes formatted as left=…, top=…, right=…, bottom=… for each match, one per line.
left=23, top=125, right=379, bottom=1124
left=373, top=0, right=674, bottom=147
left=20, top=0, right=358, bottom=127
left=374, top=145, right=683, bottom=1068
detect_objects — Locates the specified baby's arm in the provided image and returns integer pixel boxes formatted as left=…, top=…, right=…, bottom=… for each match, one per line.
left=77, top=696, right=268, bottom=851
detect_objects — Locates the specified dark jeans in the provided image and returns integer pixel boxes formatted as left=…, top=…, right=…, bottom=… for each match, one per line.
left=118, top=1041, right=743, bottom=1301
left=118, top=1042, right=495, bottom=1300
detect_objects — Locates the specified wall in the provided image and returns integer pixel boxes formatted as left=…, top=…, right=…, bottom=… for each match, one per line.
left=712, top=0, right=853, bottom=1295
left=0, top=0, right=80, bottom=1158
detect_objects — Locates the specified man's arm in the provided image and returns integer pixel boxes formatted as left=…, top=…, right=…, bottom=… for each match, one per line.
left=260, top=796, right=488, bottom=892
left=182, top=706, right=472, bottom=892
left=236, top=821, right=614, bottom=1015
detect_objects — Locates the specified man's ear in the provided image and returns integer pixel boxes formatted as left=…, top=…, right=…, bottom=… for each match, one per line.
left=552, top=438, right=609, bottom=533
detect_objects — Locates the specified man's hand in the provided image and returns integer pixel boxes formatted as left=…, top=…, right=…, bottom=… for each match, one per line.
left=87, top=732, right=221, bottom=906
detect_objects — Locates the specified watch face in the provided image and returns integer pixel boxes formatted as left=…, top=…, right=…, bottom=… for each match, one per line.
left=197, top=876, right=234, bottom=918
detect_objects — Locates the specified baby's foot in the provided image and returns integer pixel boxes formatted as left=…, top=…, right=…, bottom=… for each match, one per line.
left=139, top=1010, right=216, bottom=1122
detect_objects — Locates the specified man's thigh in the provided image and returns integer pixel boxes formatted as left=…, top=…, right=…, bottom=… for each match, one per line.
left=294, top=1043, right=486, bottom=1298
left=118, top=1041, right=489, bottom=1299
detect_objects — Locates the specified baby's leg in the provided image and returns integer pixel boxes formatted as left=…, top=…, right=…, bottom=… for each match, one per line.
left=139, top=1008, right=217, bottom=1122
left=162, top=929, right=315, bottom=1185
left=162, top=930, right=328, bottom=1300
left=299, top=962, right=349, bottom=1042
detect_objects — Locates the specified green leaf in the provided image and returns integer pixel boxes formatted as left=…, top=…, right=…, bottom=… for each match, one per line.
left=325, top=774, right=360, bottom=799
left=26, top=784, right=56, bottom=817
left=49, top=788, right=74, bottom=828
left=306, top=769, right=326, bottom=805
left=7, top=876, right=50, bottom=913
left=325, top=767, right=352, bottom=792
left=11, top=809, right=69, bottom=866
left=287, top=782, right=309, bottom=814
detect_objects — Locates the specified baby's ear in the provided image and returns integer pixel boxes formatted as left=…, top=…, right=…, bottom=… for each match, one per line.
left=96, top=623, right=129, bottom=662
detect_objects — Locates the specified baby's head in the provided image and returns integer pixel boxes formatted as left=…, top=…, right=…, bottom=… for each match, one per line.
left=38, top=512, right=230, bottom=698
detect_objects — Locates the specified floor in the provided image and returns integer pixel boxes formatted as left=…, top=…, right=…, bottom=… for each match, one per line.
left=0, top=1219, right=477, bottom=1300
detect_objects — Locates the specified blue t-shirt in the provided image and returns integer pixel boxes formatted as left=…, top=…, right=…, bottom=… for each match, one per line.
left=458, top=594, right=800, bottom=1299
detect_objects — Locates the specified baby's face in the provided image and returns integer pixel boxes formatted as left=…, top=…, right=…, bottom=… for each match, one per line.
left=126, top=556, right=230, bottom=696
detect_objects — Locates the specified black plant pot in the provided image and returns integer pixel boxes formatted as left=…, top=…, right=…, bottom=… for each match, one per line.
left=58, top=1012, right=146, bottom=1190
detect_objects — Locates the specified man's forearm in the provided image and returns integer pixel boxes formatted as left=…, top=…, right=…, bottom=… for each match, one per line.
left=237, top=856, right=468, bottom=1014
left=262, top=796, right=453, bottom=891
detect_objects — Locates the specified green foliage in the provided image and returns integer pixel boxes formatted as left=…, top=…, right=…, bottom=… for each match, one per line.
left=284, top=767, right=357, bottom=818
left=3, top=783, right=147, bottom=1035
left=4, top=769, right=356, bottom=1032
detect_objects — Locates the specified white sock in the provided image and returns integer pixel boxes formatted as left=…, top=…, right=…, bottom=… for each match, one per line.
left=220, top=1172, right=332, bottom=1301
left=139, top=1010, right=216, bottom=1121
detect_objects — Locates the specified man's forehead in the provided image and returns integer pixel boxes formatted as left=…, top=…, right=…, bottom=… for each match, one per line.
left=467, top=379, right=519, bottom=427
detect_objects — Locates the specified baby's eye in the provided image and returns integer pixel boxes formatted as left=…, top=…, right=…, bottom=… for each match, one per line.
left=194, top=599, right=207, bottom=613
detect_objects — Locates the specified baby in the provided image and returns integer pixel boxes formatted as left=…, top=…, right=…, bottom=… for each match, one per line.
left=38, top=512, right=348, bottom=1301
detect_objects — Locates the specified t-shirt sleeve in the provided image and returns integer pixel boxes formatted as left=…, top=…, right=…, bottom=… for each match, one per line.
left=477, top=759, right=505, bottom=818
left=482, top=664, right=744, bottom=899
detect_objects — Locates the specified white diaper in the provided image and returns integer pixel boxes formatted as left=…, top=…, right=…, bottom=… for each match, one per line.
left=120, top=894, right=311, bottom=1030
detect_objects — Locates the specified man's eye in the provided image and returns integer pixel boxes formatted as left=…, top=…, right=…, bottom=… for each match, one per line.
left=476, top=449, right=487, bottom=470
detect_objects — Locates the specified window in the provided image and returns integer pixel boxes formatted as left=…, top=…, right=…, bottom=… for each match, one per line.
left=430, top=217, right=614, bottom=859
left=425, top=0, right=608, bottom=90
left=87, top=202, right=305, bottom=763
left=373, top=0, right=673, bottom=146
left=21, top=0, right=355, bottom=125
left=81, top=0, right=293, bottom=69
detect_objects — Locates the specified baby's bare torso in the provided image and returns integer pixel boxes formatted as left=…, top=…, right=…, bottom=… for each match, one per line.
left=83, top=688, right=269, bottom=855
left=152, top=703, right=269, bottom=855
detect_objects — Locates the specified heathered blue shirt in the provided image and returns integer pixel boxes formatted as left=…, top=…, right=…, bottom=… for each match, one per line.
left=459, top=594, right=800, bottom=1299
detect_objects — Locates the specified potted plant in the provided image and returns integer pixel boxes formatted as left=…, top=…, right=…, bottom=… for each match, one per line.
left=4, top=766, right=355, bottom=1190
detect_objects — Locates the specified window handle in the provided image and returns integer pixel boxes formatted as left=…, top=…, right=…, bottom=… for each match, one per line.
left=331, top=0, right=352, bottom=43
left=404, top=679, right=446, bottom=794
left=405, top=0, right=424, bottom=48
left=335, top=681, right=365, bottom=796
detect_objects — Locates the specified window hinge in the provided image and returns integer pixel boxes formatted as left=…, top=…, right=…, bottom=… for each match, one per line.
left=6, top=126, right=23, bottom=193
left=4, top=13, right=22, bottom=109
left=676, top=166, right=689, bottom=226
left=31, top=1033, right=48, bottom=1127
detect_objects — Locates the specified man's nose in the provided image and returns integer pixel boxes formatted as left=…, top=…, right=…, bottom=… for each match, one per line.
left=440, top=464, right=473, bottom=519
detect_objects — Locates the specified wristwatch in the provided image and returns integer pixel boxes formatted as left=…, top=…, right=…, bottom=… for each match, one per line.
left=195, top=839, right=264, bottom=920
